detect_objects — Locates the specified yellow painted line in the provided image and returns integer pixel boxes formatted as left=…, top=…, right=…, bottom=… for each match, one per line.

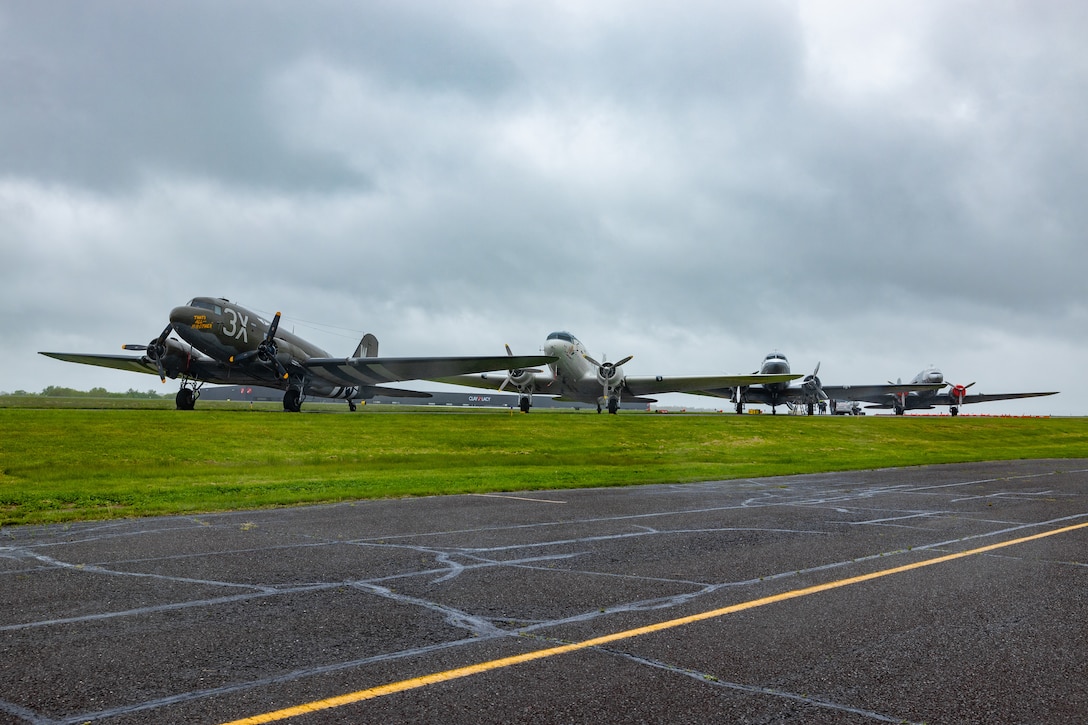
left=221, top=521, right=1088, bottom=725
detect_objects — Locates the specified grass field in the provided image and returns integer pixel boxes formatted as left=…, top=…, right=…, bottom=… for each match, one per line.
left=2, top=399, right=1086, bottom=526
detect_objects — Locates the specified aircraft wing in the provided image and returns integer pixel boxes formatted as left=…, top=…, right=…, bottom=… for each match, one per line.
left=624, top=373, right=800, bottom=398
left=302, top=355, right=555, bottom=387
left=40, top=352, right=163, bottom=376
left=429, top=371, right=555, bottom=392
left=38, top=351, right=267, bottom=386
left=822, top=383, right=945, bottom=402
left=932, top=390, right=1059, bottom=405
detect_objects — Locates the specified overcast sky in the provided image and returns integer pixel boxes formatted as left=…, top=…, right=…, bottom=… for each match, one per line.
left=2, top=1, right=1084, bottom=414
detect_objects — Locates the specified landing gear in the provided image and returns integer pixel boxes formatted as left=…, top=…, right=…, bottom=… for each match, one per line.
left=894, top=403, right=905, bottom=416
left=735, top=402, right=744, bottom=415
left=607, top=397, right=619, bottom=415
left=347, top=400, right=357, bottom=412
left=283, top=388, right=303, bottom=413
left=806, top=402, right=815, bottom=416
left=174, top=380, right=203, bottom=410
left=175, top=387, right=197, bottom=411
left=519, top=396, right=531, bottom=413
left=950, top=406, right=959, bottom=417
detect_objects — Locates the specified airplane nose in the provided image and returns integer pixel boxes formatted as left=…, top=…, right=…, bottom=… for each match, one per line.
left=169, top=306, right=191, bottom=325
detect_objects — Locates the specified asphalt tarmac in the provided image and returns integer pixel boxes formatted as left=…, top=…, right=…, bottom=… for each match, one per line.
left=2, top=459, right=1086, bottom=724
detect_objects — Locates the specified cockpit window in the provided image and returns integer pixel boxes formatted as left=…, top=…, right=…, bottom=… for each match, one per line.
left=764, top=352, right=787, bottom=363
left=188, top=299, right=223, bottom=315
left=547, top=331, right=578, bottom=344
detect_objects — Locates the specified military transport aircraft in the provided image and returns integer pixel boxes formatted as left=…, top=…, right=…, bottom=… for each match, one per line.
left=835, top=366, right=1059, bottom=416
left=691, top=351, right=945, bottom=415
left=430, top=331, right=800, bottom=414
left=40, top=297, right=555, bottom=412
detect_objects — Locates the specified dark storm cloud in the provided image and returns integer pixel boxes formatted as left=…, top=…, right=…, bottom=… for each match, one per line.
left=0, top=1, right=515, bottom=191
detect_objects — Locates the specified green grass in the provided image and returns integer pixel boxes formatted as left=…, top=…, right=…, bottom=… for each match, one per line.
left=2, top=401, right=1086, bottom=526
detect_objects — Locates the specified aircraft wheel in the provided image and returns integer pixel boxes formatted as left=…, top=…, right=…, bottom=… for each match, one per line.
left=283, top=389, right=302, bottom=413
left=348, top=400, right=357, bottom=412
left=175, top=388, right=196, bottom=411
left=608, top=398, right=619, bottom=415
left=950, top=406, right=959, bottom=417
left=519, top=397, right=531, bottom=413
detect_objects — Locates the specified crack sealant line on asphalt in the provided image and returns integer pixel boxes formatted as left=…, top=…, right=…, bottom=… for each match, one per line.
left=219, top=519, right=1088, bottom=725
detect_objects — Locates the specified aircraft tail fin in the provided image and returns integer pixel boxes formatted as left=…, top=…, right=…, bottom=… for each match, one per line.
left=354, top=333, right=379, bottom=358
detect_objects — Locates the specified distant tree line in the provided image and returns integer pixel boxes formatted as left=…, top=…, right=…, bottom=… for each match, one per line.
left=2, top=386, right=166, bottom=399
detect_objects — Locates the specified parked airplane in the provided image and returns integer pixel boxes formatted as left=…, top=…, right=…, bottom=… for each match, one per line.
left=40, top=297, right=555, bottom=412
left=692, top=351, right=944, bottom=415
left=430, top=331, right=800, bottom=414
left=837, top=366, right=1059, bottom=416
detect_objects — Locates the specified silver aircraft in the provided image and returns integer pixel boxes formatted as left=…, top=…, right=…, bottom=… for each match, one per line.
left=693, top=351, right=944, bottom=415
left=431, top=331, right=800, bottom=414
left=839, top=366, right=1059, bottom=416
left=40, top=297, right=555, bottom=412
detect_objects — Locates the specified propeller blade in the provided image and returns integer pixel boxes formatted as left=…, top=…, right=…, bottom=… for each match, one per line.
left=126, top=324, right=175, bottom=381
left=613, top=355, right=634, bottom=368
left=267, top=312, right=282, bottom=340
left=271, top=357, right=289, bottom=380
left=583, top=354, right=601, bottom=367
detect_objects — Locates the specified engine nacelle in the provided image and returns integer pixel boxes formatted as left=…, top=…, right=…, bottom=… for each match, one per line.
left=506, top=368, right=535, bottom=390
left=949, top=383, right=969, bottom=404
left=596, top=364, right=616, bottom=387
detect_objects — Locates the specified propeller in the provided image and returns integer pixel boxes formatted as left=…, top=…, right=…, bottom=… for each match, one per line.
left=122, top=323, right=174, bottom=382
left=584, top=354, right=633, bottom=380
left=229, top=311, right=289, bottom=380
left=948, top=381, right=976, bottom=406
left=498, top=344, right=542, bottom=392
left=583, top=353, right=633, bottom=402
left=886, top=377, right=909, bottom=413
left=800, top=361, right=827, bottom=401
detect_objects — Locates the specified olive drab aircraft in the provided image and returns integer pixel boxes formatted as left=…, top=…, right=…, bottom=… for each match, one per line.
left=430, top=331, right=801, bottom=414
left=692, top=351, right=946, bottom=415
left=834, top=366, right=1059, bottom=416
left=40, top=297, right=556, bottom=412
